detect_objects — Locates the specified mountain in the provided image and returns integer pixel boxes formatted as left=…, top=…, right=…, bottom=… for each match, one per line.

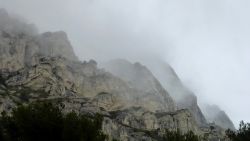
left=0, top=56, right=203, bottom=140
left=37, top=31, right=78, bottom=61
left=202, top=105, right=235, bottom=130
left=0, top=9, right=229, bottom=141
left=0, top=9, right=77, bottom=72
left=122, top=58, right=208, bottom=127
left=101, top=59, right=176, bottom=112
left=143, top=59, right=235, bottom=130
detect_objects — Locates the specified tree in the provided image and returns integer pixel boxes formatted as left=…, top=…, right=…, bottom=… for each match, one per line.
left=226, top=121, right=250, bottom=141
left=0, top=102, right=106, bottom=141
left=163, top=129, right=199, bottom=141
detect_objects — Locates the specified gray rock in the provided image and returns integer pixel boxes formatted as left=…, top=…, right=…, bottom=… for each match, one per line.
left=0, top=10, right=77, bottom=72
left=101, top=59, right=176, bottom=112
left=202, top=105, right=235, bottom=130
left=143, top=59, right=210, bottom=126
left=37, top=31, right=78, bottom=61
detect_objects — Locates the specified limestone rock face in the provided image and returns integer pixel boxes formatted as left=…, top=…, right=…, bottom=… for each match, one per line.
left=109, top=107, right=199, bottom=133
left=104, top=59, right=208, bottom=126
left=0, top=59, right=202, bottom=140
left=177, top=94, right=208, bottom=126
left=0, top=9, right=77, bottom=72
left=0, top=29, right=38, bottom=71
left=101, top=59, right=176, bottom=112
left=145, top=60, right=236, bottom=131
left=37, top=31, right=78, bottom=61
left=1, top=56, right=175, bottom=113
left=0, top=56, right=132, bottom=108
left=144, top=59, right=208, bottom=126
left=202, top=105, right=235, bottom=130
left=104, top=108, right=200, bottom=140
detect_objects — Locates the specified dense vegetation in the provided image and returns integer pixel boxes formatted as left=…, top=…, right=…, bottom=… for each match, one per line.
left=162, top=130, right=199, bottom=141
left=0, top=102, right=106, bottom=141
left=143, top=128, right=200, bottom=141
left=226, top=121, right=250, bottom=141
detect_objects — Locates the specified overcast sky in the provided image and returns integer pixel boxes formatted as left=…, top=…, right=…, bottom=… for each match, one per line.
left=1, top=0, right=250, bottom=126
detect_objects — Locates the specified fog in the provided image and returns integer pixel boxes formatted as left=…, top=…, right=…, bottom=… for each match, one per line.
left=1, top=0, right=250, bottom=126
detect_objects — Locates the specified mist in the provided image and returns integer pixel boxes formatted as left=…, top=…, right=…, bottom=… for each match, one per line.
left=1, top=0, right=250, bottom=126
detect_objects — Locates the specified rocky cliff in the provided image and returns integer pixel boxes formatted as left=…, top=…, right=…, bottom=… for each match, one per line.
left=0, top=9, right=229, bottom=141
left=0, top=57, right=202, bottom=140
left=0, top=8, right=77, bottom=72
left=101, top=59, right=176, bottom=112
left=202, top=105, right=235, bottom=130
left=104, top=59, right=207, bottom=127
left=144, top=59, right=235, bottom=131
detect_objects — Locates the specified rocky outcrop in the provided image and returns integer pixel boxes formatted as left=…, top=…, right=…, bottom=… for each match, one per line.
left=101, top=59, right=176, bottom=112
left=0, top=55, right=225, bottom=140
left=143, top=59, right=208, bottom=126
left=177, top=94, right=208, bottom=127
left=202, top=105, right=235, bottom=130
left=0, top=9, right=77, bottom=72
left=49, top=97, right=202, bottom=141
left=104, top=108, right=200, bottom=141
left=0, top=56, right=176, bottom=113
left=37, top=31, right=78, bottom=61
left=143, top=59, right=236, bottom=134
left=103, top=59, right=208, bottom=126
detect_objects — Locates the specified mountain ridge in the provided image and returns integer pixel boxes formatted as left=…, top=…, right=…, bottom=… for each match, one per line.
left=0, top=9, right=233, bottom=141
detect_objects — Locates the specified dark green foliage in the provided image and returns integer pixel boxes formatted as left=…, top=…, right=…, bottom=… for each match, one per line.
left=184, top=131, right=199, bottom=141
left=0, top=76, right=8, bottom=97
left=226, top=121, right=250, bottom=141
left=15, top=88, right=49, bottom=100
left=19, top=92, right=30, bottom=102
left=163, top=130, right=199, bottom=141
left=0, top=76, right=6, bottom=87
left=62, top=112, right=106, bottom=141
left=0, top=102, right=106, bottom=141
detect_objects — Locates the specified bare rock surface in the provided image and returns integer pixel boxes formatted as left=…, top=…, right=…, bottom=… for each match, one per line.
left=202, top=105, right=235, bottom=130
left=101, top=59, right=176, bottom=112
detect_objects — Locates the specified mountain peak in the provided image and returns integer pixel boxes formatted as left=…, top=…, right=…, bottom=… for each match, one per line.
left=37, top=31, right=78, bottom=61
